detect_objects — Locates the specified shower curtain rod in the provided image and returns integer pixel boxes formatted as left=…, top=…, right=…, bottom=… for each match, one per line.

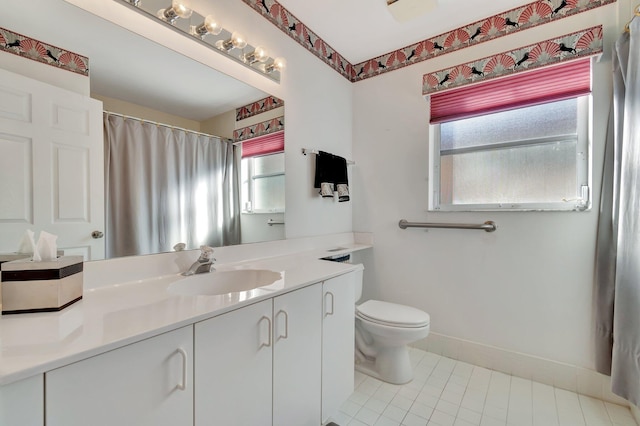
left=103, top=110, right=233, bottom=143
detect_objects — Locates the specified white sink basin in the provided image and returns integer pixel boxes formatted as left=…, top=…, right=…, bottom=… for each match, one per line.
left=167, top=269, right=282, bottom=296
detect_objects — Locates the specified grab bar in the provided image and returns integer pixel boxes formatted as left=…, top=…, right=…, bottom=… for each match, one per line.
left=268, top=219, right=285, bottom=226
left=398, top=219, right=497, bottom=233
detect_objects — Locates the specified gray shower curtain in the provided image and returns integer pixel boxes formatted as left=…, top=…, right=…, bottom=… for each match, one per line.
left=104, top=114, right=241, bottom=258
left=594, top=17, right=640, bottom=406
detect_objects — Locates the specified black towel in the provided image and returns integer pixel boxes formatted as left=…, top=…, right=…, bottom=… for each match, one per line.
left=333, top=155, right=349, bottom=202
left=314, top=151, right=333, bottom=189
left=313, top=151, right=349, bottom=202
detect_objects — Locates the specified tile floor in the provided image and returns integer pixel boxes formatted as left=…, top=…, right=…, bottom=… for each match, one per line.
left=328, top=348, right=637, bottom=426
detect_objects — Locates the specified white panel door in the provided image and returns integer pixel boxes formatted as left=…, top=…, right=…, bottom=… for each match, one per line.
left=195, top=299, right=273, bottom=426
left=45, top=326, right=193, bottom=426
left=0, top=68, right=104, bottom=260
left=273, top=284, right=323, bottom=426
left=322, top=271, right=357, bottom=422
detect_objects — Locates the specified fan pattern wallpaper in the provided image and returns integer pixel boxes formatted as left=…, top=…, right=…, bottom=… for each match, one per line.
left=236, top=96, right=284, bottom=121
left=422, top=25, right=603, bottom=95
left=234, top=116, right=285, bottom=142
left=0, top=27, right=89, bottom=76
left=241, top=0, right=614, bottom=82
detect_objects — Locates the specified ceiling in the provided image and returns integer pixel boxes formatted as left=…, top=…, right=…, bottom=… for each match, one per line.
left=275, top=0, right=536, bottom=64
left=2, top=0, right=268, bottom=122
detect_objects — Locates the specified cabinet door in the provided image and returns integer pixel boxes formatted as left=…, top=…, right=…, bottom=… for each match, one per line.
left=195, top=299, right=273, bottom=426
left=0, top=374, right=44, bottom=426
left=322, top=271, right=357, bottom=422
left=45, top=326, right=193, bottom=426
left=273, top=284, right=322, bottom=426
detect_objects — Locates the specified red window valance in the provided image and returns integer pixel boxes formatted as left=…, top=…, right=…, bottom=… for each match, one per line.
left=429, top=58, right=592, bottom=124
left=241, top=130, right=285, bottom=158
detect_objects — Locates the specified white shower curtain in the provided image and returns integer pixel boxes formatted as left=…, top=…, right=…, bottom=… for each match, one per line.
left=594, top=17, right=640, bottom=406
left=104, top=114, right=241, bottom=258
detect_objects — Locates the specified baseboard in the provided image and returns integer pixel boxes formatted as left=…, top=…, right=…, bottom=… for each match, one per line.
left=412, top=332, right=629, bottom=407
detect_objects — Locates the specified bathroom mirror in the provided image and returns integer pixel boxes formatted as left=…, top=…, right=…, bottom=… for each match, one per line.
left=1, top=0, right=285, bottom=260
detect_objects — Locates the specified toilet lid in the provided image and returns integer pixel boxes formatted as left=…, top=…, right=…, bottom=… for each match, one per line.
left=356, top=300, right=430, bottom=328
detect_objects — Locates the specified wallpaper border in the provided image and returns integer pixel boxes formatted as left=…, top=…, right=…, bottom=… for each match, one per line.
left=422, top=25, right=603, bottom=95
left=236, top=95, right=285, bottom=121
left=234, top=115, right=285, bottom=142
left=240, top=0, right=614, bottom=82
left=0, top=27, right=89, bottom=77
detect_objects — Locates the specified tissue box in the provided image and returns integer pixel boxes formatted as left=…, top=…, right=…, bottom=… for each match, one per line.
left=1, top=256, right=83, bottom=314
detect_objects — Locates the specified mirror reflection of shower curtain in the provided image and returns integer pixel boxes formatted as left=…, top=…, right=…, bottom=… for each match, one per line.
left=594, top=16, right=640, bottom=406
left=104, top=114, right=240, bottom=258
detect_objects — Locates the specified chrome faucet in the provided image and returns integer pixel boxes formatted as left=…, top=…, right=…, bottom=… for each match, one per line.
left=182, top=245, right=216, bottom=276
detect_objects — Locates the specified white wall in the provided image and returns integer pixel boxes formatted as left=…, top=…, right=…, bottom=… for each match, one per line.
left=352, top=4, right=621, bottom=370
left=241, top=212, right=285, bottom=244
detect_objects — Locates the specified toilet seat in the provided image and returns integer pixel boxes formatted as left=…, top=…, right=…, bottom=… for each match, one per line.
left=356, top=300, right=430, bottom=328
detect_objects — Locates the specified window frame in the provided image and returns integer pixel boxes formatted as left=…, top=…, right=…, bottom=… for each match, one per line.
left=428, top=95, right=592, bottom=212
left=241, top=152, right=285, bottom=214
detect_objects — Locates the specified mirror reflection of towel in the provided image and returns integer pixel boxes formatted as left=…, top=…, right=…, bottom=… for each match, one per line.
left=313, top=151, right=349, bottom=202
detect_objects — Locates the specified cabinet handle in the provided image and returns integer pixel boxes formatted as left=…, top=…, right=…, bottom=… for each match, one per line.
left=259, top=316, right=272, bottom=348
left=176, top=348, right=188, bottom=391
left=324, top=291, right=335, bottom=317
left=276, top=310, right=289, bottom=340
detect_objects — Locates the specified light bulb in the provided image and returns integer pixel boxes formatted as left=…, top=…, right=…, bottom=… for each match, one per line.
left=203, top=15, right=222, bottom=35
left=192, top=15, right=222, bottom=38
left=157, top=0, right=192, bottom=23
left=272, top=57, right=286, bottom=71
left=171, top=0, right=192, bottom=19
left=231, top=32, right=247, bottom=49
left=265, top=57, right=286, bottom=73
left=245, top=46, right=269, bottom=64
left=253, top=46, right=269, bottom=62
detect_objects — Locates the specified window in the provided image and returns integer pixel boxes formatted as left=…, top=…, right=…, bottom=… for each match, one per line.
left=241, top=152, right=285, bottom=213
left=429, top=59, right=592, bottom=211
left=240, top=131, right=285, bottom=213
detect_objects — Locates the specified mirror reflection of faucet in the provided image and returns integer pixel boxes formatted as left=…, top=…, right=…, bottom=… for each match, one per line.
left=182, top=245, right=216, bottom=276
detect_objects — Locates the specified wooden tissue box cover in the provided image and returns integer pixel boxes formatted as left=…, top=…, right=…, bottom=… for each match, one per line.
left=1, top=256, right=83, bottom=314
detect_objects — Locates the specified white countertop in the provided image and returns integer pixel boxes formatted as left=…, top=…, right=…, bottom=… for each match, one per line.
left=0, top=242, right=370, bottom=386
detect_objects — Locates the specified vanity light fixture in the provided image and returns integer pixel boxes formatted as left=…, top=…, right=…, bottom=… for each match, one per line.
left=118, top=0, right=285, bottom=82
left=265, top=57, right=287, bottom=73
left=244, top=46, right=269, bottom=64
left=157, top=0, right=193, bottom=24
left=190, top=15, right=222, bottom=38
left=215, top=32, right=248, bottom=51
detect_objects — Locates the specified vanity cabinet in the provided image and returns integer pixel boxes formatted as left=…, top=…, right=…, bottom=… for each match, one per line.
left=194, top=298, right=273, bottom=426
left=272, top=283, right=323, bottom=425
left=321, top=271, right=357, bottom=423
left=0, top=374, right=44, bottom=425
left=195, top=284, right=323, bottom=426
left=45, top=326, right=193, bottom=426
left=6, top=269, right=358, bottom=426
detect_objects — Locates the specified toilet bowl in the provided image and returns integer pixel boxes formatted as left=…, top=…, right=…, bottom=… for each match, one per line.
left=354, top=299, right=430, bottom=384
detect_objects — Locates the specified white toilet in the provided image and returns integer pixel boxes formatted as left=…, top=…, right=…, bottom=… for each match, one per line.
left=354, top=277, right=430, bottom=385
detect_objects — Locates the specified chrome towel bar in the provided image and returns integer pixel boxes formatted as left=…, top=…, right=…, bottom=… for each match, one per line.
left=398, top=219, right=497, bottom=233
